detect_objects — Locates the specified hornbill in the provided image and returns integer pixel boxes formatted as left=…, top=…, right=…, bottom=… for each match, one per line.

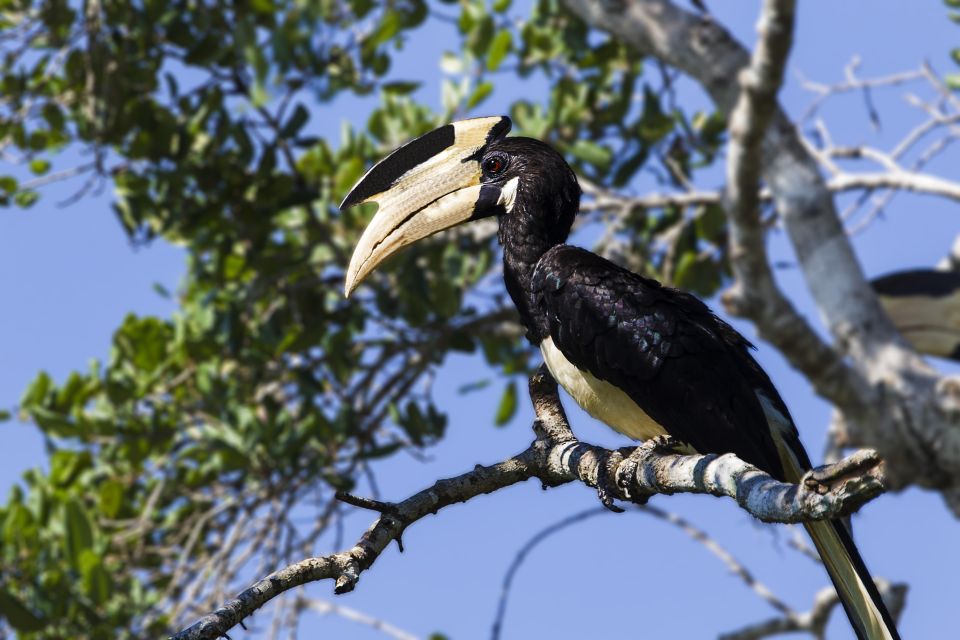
left=871, top=269, right=960, bottom=363
left=341, top=117, right=900, bottom=640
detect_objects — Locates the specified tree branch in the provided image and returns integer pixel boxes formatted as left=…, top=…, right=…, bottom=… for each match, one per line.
left=170, top=367, right=886, bottom=640
left=561, top=0, right=891, bottom=415
left=720, top=579, right=908, bottom=640
left=581, top=170, right=960, bottom=214
left=719, top=0, right=869, bottom=416
left=560, top=0, right=960, bottom=496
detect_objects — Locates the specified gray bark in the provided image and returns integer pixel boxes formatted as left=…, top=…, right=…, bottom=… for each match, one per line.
left=561, top=0, right=960, bottom=504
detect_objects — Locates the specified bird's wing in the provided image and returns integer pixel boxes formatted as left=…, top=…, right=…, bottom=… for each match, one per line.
left=533, top=246, right=900, bottom=640
left=532, top=244, right=806, bottom=480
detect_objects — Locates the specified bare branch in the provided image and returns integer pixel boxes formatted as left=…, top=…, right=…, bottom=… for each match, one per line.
left=297, top=597, right=419, bottom=640
left=490, top=507, right=608, bottom=640
left=560, top=0, right=960, bottom=496
left=714, top=0, right=874, bottom=417
left=171, top=368, right=886, bottom=640
left=582, top=169, right=960, bottom=217
left=720, top=579, right=908, bottom=640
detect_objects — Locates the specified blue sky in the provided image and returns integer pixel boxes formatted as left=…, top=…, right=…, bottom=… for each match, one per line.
left=1, top=2, right=959, bottom=638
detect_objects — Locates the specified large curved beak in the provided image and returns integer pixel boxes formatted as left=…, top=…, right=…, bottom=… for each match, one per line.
left=341, top=116, right=512, bottom=297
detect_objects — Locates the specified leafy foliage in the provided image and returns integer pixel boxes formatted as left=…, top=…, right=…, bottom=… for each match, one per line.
left=0, top=0, right=735, bottom=636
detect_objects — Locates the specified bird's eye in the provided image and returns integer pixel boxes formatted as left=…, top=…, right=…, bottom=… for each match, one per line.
left=483, top=155, right=506, bottom=175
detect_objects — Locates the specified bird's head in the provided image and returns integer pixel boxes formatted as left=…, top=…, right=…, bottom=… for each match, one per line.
left=341, top=116, right=579, bottom=297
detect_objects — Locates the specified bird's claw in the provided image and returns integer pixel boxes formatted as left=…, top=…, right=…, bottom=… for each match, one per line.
left=642, top=434, right=685, bottom=455
left=595, top=449, right=625, bottom=513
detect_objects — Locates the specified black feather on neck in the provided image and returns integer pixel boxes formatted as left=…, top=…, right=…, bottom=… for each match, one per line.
left=491, top=138, right=580, bottom=343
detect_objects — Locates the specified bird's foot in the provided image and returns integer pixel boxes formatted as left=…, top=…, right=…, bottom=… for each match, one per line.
left=594, top=449, right=625, bottom=513
left=802, top=449, right=884, bottom=495
left=614, top=436, right=688, bottom=505
left=641, top=434, right=686, bottom=455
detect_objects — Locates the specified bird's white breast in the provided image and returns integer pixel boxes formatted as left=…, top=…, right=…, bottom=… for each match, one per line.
left=540, top=337, right=668, bottom=441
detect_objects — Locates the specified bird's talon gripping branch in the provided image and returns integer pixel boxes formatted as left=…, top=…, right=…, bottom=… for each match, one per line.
left=594, top=450, right=626, bottom=513
left=643, top=435, right=686, bottom=455
left=802, top=449, right=885, bottom=496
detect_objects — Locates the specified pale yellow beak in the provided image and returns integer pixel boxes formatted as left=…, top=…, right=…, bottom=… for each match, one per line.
left=341, top=116, right=511, bottom=297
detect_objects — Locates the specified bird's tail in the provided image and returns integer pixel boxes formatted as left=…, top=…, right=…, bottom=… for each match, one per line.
left=802, top=519, right=900, bottom=640
left=774, top=433, right=900, bottom=640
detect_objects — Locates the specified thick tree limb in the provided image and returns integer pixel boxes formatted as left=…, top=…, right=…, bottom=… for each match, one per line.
left=170, top=368, right=886, bottom=640
left=719, top=0, right=866, bottom=418
left=561, top=0, right=887, bottom=415
left=560, top=0, right=960, bottom=498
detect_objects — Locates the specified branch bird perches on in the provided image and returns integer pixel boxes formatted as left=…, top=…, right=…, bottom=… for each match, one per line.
left=170, top=367, right=886, bottom=640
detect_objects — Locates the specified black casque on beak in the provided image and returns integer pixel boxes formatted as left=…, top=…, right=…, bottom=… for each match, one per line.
left=341, top=116, right=512, bottom=297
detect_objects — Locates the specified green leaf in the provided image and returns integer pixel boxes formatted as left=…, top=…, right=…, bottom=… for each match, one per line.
left=29, top=158, right=51, bottom=175
left=366, top=9, right=401, bottom=49
left=951, top=48, right=960, bottom=66
left=63, top=498, right=96, bottom=569
left=20, top=371, right=52, bottom=407
left=946, top=74, right=960, bottom=91
left=467, top=81, right=494, bottom=109
left=0, top=409, right=10, bottom=422
left=50, top=450, right=92, bottom=487
left=79, top=549, right=112, bottom=604
left=494, top=380, right=517, bottom=427
left=467, top=15, right=495, bottom=58
left=0, top=589, right=45, bottom=632
left=569, top=140, right=612, bottom=170
left=673, top=250, right=721, bottom=296
left=382, top=81, right=421, bottom=95
left=612, top=146, right=648, bottom=187
left=639, top=85, right=675, bottom=142
left=487, top=31, right=512, bottom=71
left=280, top=104, right=309, bottom=138
left=694, top=203, right=726, bottom=241
left=99, top=479, right=125, bottom=519
left=14, top=190, right=39, bottom=208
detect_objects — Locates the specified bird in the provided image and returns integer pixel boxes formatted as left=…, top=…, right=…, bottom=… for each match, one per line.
left=341, top=116, right=900, bottom=640
left=871, top=269, right=960, bottom=363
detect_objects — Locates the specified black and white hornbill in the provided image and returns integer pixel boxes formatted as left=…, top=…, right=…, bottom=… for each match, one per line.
left=871, top=269, right=960, bottom=363
left=341, top=117, right=900, bottom=640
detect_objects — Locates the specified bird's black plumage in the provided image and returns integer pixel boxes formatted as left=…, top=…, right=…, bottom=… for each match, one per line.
left=479, top=134, right=898, bottom=640
left=531, top=244, right=799, bottom=480
left=343, top=123, right=901, bottom=640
